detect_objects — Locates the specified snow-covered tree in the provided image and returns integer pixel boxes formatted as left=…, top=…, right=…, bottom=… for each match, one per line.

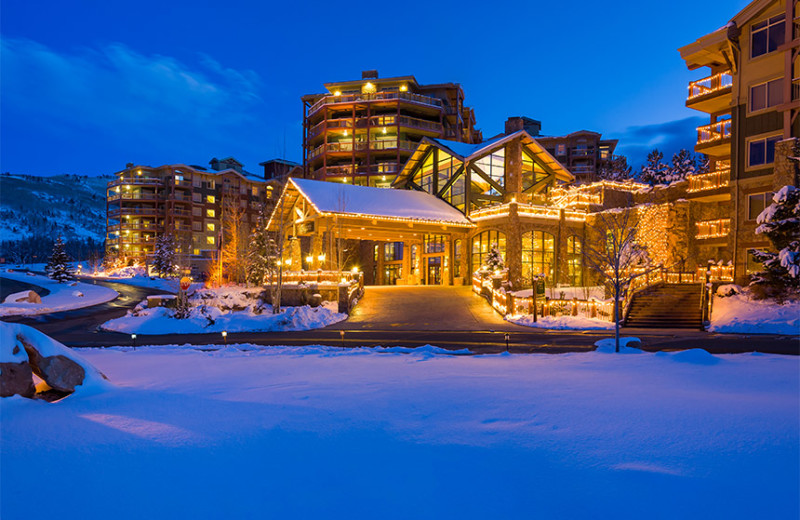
left=667, top=149, right=696, bottom=183
left=151, top=234, right=177, bottom=278
left=246, top=205, right=277, bottom=286
left=45, top=235, right=74, bottom=283
left=598, top=154, right=633, bottom=182
left=749, top=185, right=800, bottom=300
left=484, top=244, right=505, bottom=271
left=696, top=153, right=710, bottom=174
left=639, top=149, right=669, bottom=185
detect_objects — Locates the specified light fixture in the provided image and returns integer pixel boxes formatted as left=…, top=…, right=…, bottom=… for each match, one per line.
left=222, top=331, right=228, bottom=344
left=318, top=254, right=326, bottom=261
left=334, top=90, right=341, bottom=96
left=343, top=129, right=347, bottom=136
left=399, top=84, right=407, bottom=92
left=382, top=127, right=387, bottom=134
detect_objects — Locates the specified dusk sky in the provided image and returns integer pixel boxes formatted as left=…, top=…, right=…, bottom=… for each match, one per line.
left=2, top=0, right=750, bottom=177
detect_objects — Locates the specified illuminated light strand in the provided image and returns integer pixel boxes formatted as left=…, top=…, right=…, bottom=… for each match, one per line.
left=695, top=218, right=731, bottom=239
left=687, top=169, right=730, bottom=192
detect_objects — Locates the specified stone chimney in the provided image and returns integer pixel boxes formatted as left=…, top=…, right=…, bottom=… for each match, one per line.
left=362, top=70, right=378, bottom=79
left=505, top=116, right=541, bottom=136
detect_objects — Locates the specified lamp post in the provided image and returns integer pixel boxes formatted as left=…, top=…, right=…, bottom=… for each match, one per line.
left=504, top=332, right=510, bottom=353
left=222, top=330, right=228, bottom=345
left=340, top=330, right=345, bottom=349
left=131, top=334, right=137, bottom=349
left=305, top=255, right=313, bottom=271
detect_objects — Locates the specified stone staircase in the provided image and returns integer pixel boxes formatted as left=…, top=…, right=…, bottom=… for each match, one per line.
left=624, top=283, right=703, bottom=329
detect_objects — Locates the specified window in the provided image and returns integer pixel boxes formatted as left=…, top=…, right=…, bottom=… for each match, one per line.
left=206, top=209, right=215, bottom=218
left=206, top=195, right=215, bottom=204
left=474, top=148, right=505, bottom=190
left=751, top=14, right=785, bottom=58
left=192, top=192, right=202, bottom=202
left=454, top=240, right=462, bottom=276
left=748, top=192, right=774, bottom=220
left=266, top=187, right=274, bottom=199
left=424, top=234, right=445, bottom=254
left=252, top=186, right=259, bottom=197
left=206, top=222, right=215, bottom=232
left=192, top=222, right=202, bottom=232
left=566, top=236, right=582, bottom=287
left=748, top=135, right=782, bottom=167
left=384, top=242, right=403, bottom=262
left=206, top=236, right=215, bottom=245
left=522, top=231, right=555, bottom=282
left=750, top=78, right=783, bottom=111
left=471, top=230, right=506, bottom=274
left=193, top=176, right=202, bottom=187
left=555, top=144, right=566, bottom=156
left=192, top=206, right=202, bottom=216
left=373, top=244, right=379, bottom=262
left=411, top=245, right=418, bottom=272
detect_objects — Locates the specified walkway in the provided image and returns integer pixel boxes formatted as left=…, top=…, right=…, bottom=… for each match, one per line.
left=328, top=285, right=529, bottom=331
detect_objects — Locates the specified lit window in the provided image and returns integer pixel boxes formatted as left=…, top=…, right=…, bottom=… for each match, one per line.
left=556, top=144, right=566, bottom=156
left=206, top=223, right=215, bottom=232
left=748, top=135, right=782, bottom=167
left=206, top=195, right=215, bottom=204
left=252, top=186, right=259, bottom=196
left=750, top=78, right=783, bottom=111
left=207, top=209, right=215, bottom=218
left=748, top=192, right=774, bottom=220
left=206, top=236, right=215, bottom=245
left=751, top=14, right=785, bottom=58
left=522, top=231, right=555, bottom=282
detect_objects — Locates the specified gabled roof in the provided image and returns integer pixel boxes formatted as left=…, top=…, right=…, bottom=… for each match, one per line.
left=267, top=178, right=473, bottom=231
left=392, top=130, right=574, bottom=187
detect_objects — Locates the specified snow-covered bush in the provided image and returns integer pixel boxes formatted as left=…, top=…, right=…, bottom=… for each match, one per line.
left=715, top=284, right=741, bottom=298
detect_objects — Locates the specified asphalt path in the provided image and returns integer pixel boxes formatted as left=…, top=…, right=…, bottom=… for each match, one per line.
left=1, top=280, right=797, bottom=355
left=0, top=276, right=51, bottom=301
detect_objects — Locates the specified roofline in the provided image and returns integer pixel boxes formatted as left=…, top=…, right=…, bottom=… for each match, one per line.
left=113, top=163, right=267, bottom=184
left=322, top=75, right=420, bottom=92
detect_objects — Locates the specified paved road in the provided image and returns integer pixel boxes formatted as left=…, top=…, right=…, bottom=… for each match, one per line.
left=0, top=276, right=51, bottom=301
left=2, top=282, right=797, bottom=355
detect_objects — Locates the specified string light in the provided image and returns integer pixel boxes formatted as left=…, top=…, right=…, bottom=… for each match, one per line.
left=695, top=219, right=731, bottom=239
left=687, top=169, right=730, bottom=192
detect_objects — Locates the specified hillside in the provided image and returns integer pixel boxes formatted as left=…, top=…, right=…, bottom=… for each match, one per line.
left=0, top=173, right=110, bottom=261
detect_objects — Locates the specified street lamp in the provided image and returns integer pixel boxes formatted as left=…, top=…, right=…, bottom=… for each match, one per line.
left=339, top=330, right=345, bottom=349
left=222, top=331, right=228, bottom=344
left=131, top=334, right=137, bottom=349
left=305, top=255, right=313, bottom=270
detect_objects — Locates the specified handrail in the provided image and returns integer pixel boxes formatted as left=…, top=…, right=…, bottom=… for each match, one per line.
left=688, top=72, right=733, bottom=100
left=697, top=120, right=731, bottom=144
left=308, top=90, right=443, bottom=115
left=687, top=169, right=730, bottom=192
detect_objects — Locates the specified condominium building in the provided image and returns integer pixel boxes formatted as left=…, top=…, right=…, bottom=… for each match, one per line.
left=301, top=70, right=482, bottom=188
left=535, top=130, right=619, bottom=184
left=106, top=157, right=278, bottom=275
left=679, top=0, right=799, bottom=282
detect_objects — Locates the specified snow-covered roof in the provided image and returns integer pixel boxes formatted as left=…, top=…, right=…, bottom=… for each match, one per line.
left=286, top=178, right=473, bottom=226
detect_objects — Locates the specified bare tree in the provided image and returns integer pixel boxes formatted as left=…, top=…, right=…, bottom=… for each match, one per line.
left=334, top=187, right=349, bottom=273
left=268, top=185, right=292, bottom=314
left=221, top=196, right=249, bottom=284
left=583, top=209, right=660, bottom=352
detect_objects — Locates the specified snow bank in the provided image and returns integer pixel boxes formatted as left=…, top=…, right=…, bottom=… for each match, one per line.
left=0, top=271, right=117, bottom=316
left=594, top=337, right=643, bottom=353
left=1, top=344, right=797, bottom=519
left=710, top=292, right=800, bottom=335
left=508, top=314, right=613, bottom=330
left=512, top=285, right=605, bottom=300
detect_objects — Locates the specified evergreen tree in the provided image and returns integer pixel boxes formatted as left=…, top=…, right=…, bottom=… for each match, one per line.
left=598, top=154, right=633, bottom=182
left=152, top=234, right=177, bottom=277
left=246, top=206, right=277, bottom=286
left=667, top=149, right=696, bottom=183
left=45, top=235, right=74, bottom=283
left=484, top=243, right=505, bottom=271
left=749, top=185, right=800, bottom=300
left=639, top=149, right=669, bottom=185
left=696, top=153, right=710, bottom=174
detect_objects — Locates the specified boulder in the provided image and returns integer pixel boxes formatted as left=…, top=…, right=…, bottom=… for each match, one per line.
left=21, top=338, right=87, bottom=393
left=4, top=290, right=41, bottom=304
left=0, top=360, right=36, bottom=398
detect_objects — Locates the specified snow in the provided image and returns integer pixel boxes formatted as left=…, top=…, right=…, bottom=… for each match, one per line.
left=3, top=290, right=37, bottom=304
left=507, top=314, right=613, bottom=330
left=290, top=178, right=471, bottom=225
left=0, top=322, right=110, bottom=392
left=99, top=286, right=346, bottom=334
left=2, top=342, right=797, bottom=519
left=595, top=336, right=642, bottom=353
left=90, top=272, right=202, bottom=293
left=512, top=285, right=605, bottom=300
left=709, top=292, right=800, bottom=335
left=0, top=271, right=118, bottom=316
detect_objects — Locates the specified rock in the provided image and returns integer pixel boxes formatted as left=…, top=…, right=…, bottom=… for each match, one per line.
left=0, top=361, right=36, bottom=398
left=72, top=290, right=84, bottom=297
left=20, top=338, right=86, bottom=393
left=3, top=290, right=41, bottom=304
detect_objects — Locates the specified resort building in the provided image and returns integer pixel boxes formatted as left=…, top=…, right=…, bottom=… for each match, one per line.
left=106, top=158, right=278, bottom=275
left=679, top=0, right=799, bottom=282
left=301, top=70, right=482, bottom=188
left=535, top=130, right=619, bottom=184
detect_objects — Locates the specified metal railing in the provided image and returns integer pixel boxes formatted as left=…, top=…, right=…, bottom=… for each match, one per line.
left=108, top=178, right=162, bottom=188
left=687, top=169, right=731, bottom=192
left=311, top=163, right=398, bottom=177
left=697, top=119, right=731, bottom=145
left=688, top=72, right=733, bottom=100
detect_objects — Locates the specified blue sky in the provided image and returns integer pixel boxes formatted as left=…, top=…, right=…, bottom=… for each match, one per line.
left=1, top=0, right=750, bottom=176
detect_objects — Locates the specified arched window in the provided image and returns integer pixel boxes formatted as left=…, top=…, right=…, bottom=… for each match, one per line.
left=566, top=236, right=582, bottom=286
left=522, top=231, right=555, bottom=282
left=471, top=230, right=506, bottom=274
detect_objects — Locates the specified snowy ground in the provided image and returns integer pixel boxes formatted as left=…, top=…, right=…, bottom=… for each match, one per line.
left=0, top=271, right=117, bottom=316
left=506, top=314, right=614, bottom=330
left=100, top=285, right=347, bottom=334
left=2, top=341, right=797, bottom=519
left=710, top=289, right=800, bottom=335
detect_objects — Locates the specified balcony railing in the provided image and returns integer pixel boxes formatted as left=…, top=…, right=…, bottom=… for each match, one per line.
left=688, top=72, right=733, bottom=100
left=108, top=223, right=159, bottom=232
left=571, top=149, right=594, bottom=157
left=108, top=177, right=162, bottom=188
left=308, top=115, right=443, bottom=139
left=695, top=218, right=731, bottom=239
left=697, top=120, right=731, bottom=145
left=107, top=192, right=160, bottom=201
left=312, top=163, right=398, bottom=178
left=687, top=169, right=730, bottom=192
left=309, top=140, right=417, bottom=159
left=308, top=90, right=443, bottom=115
left=109, top=207, right=159, bottom=216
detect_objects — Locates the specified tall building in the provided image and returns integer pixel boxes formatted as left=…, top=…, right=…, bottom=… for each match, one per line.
left=106, top=157, right=277, bottom=275
left=535, top=129, right=618, bottom=184
left=301, top=70, right=482, bottom=188
left=679, top=0, right=799, bottom=282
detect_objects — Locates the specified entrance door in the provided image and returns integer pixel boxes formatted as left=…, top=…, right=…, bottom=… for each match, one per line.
left=427, top=256, right=441, bottom=285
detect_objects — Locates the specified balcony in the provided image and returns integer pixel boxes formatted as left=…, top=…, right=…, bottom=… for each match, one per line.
left=108, top=177, right=162, bottom=188
left=109, top=206, right=160, bottom=217
left=312, top=163, right=399, bottom=178
left=686, top=169, right=731, bottom=200
left=571, top=149, right=594, bottom=158
left=309, top=140, right=418, bottom=160
left=108, top=223, right=160, bottom=232
left=107, top=192, right=160, bottom=202
left=308, top=91, right=443, bottom=116
left=308, top=115, right=443, bottom=140
left=695, top=119, right=731, bottom=157
left=686, top=72, right=733, bottom=113
left=695, top=218, right=731, bottom=240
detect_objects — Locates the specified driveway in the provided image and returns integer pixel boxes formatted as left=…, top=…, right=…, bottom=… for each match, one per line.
left=327, top=285, right=530, bottom=331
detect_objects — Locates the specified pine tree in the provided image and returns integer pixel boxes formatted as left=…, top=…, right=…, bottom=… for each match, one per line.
left=484, top=243, right=505, bottom=271
left=639, top=149, right=669, bottom=185
left=667, top=149, right=696, bottom=183
left=152, top=234, right=177, bottom=277
left=598, top=155, right=633, bottom=182
left=749, top=185, right=800, bottom=300
left=45, top=235, right=74, bottom=283
left=246, top=205, right=277, bottom=286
